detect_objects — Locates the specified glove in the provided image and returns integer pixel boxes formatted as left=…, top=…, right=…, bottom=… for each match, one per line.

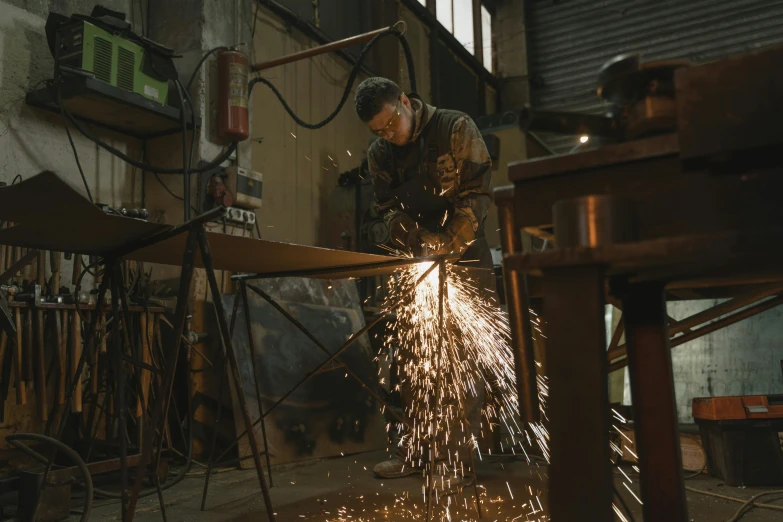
left=418, top=231, right=452, bottom=256
left=386, top=212, right=423, bottom=253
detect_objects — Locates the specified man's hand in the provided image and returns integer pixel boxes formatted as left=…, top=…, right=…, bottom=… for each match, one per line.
left=418, top=231, right=453, bottom=256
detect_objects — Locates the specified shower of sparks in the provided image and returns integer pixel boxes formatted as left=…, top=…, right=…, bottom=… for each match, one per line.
left=380, top=260, right=551, bottom=521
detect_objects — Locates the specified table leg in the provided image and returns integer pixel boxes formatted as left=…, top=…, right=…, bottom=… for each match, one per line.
left=543, top=266, right=612, bottom=522
left=622, top=282, right=688, bottom=522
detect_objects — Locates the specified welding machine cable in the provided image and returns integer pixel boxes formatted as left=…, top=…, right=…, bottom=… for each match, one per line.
left=249, top=26, right=417, bottom=130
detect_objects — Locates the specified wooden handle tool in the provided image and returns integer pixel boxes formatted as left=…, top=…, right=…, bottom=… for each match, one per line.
left=71, top=308, right=82, bottom=412
left=35, top=309, right=47, bottom=420
left=14, top=308, right=25, bottom=404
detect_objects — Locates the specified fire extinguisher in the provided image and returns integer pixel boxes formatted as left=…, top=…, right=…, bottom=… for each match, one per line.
left=217, top=49, right=250, bottom=142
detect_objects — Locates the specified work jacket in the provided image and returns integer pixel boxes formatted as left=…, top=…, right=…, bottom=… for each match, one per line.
left=367, top=94, right=493, bottom=267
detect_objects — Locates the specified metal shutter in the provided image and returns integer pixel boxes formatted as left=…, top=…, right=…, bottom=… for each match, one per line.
left=527, top=0, right=783, bottom=154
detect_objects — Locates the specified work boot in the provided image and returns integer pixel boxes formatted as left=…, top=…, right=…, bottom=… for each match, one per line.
left=372, top=458, right=420, bottom=479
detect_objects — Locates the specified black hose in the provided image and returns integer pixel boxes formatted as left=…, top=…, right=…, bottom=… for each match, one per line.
left=5, top=433, right=94, bottom=522
left=249, top=26, right=417, bottom=130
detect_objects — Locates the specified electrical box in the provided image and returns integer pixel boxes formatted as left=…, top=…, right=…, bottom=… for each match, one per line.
left=225, top=207, right=256, bottom=230
left=224, top=166, right=263, bottom=209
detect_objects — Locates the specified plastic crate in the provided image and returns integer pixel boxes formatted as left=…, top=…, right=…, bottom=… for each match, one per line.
left=693, top=395, right=783, bottom=486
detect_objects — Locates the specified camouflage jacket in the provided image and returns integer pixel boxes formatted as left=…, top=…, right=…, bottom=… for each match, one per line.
left=367, top=94, right=492, bottom=255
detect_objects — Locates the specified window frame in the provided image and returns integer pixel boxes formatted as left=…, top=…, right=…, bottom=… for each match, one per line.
left=425, top=0, right=494, bottom=71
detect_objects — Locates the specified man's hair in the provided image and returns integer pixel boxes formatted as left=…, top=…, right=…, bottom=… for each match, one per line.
left=355, top=77, right=401, bottom=122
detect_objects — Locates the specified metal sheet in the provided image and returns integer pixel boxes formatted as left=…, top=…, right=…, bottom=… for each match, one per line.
left=126, top=231, right=402, bottom=279
left=0, top=172, right=403, bottom=278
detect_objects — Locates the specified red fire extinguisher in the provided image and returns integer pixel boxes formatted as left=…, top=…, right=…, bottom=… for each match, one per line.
left=217, top=50, right=250, bottom=142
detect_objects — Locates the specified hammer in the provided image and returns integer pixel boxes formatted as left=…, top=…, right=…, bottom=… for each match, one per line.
left=15, top=285, right=46, bottom=419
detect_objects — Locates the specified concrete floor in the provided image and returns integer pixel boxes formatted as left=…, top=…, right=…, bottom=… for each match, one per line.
left=89, top=450, right=783, bottom=521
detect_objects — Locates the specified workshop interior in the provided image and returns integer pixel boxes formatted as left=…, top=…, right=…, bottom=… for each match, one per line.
left=1, top=0, right=783, bottom=521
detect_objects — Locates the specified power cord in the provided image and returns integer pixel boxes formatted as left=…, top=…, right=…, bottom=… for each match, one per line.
left=57, top=86, right=94, bottom=203
left=56, top=80, right=237, bottom=175
left=249, top=24, right=417, bottom=130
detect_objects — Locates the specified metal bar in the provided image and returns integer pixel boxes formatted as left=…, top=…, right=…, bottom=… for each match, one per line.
left=519, top=106, right=618, bottom=138
left=251, top=25, right=395, bottom=72
left=608, top=293, right=783, bottom=372
left=246, top=283, right=409, bottom=429
left=543, top=266, right=612, bottom=522
left=426, top=260, right=446, bottom=521
left=607, top=315, right=624, bottom=354
left=197, top=227, right=276, bottom=521
left=608, top=284, right=783, bottom=361
left=232, top=253, right=459, bottom=281
left=0, top=249, right=38, bottom=285
left=622, top=283, right=688, bottom=522
left=669, top=284, right=783, bottom=335
left=201, top=290, right=239, bottom=511
left=216, top=260, right=439, bottom=463
left=125, top=229, right=199, bottom=521
left=110, top=264, right=130, bottom=521
left=240, top=282, right=275, bottom=487
left=496, top=187, right=539, bottom=422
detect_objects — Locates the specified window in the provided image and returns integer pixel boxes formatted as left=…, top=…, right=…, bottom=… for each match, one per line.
left=436, top=0, right=453, bottom=34
left=481, top=4, right=492, bottom=73
left=454, top=0, right=474, bottom=54
left=432, top=0, right=493, bottom=73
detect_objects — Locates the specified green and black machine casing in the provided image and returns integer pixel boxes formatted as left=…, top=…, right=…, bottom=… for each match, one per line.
left=46, top=5, right=177, bottom=104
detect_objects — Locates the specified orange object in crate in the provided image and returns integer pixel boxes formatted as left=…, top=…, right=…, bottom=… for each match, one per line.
left=692, top=395, right=783, bottom=421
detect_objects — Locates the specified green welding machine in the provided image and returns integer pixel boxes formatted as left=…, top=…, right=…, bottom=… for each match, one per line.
left=46, top=6, right=177, bottom=104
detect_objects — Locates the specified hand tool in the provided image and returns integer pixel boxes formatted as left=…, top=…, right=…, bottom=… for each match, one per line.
left=37, top=251, right=45, bottom=288
left=71, top=306, right=82, bottom=412
left=35, top=306, right=47, bottom=420
left=72, top=255, right=81, bottom=287
left=0, top=332, right=9, bottom=421
left=100, top=312, right=107, bottom=354
left=24, top=305, right=33, bottom=390
left=0, top=287, right=17, bottom=343
left=54, top=307, right=65, bottom=405
left=0, top=224, right=6, bottom=274
left=87, top=310, right=98, bottom=397
left=136, top=312, right=152, bottom=418
left=15, top=307, right=25, bottom=404
left=17, top=284, right=48, bottom=420
left=23, top=248, right=32, bottom=283
left=50, top=251, right=61, bottom=294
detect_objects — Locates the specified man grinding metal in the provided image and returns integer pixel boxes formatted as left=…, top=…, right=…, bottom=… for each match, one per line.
left=354, top=77, right=493, bottom=487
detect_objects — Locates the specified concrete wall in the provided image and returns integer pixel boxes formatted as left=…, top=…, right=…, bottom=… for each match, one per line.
left=622, top=300, right=783, bottom=424
left=494, top=0, right=528, bottom=110
left=0, top=0, right=145, bottom=226
left=0, top=0, right=148, bottom=448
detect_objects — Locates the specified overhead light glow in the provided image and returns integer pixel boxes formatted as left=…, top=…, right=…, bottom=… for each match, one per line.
left=580, top=135, right=589, bottom=143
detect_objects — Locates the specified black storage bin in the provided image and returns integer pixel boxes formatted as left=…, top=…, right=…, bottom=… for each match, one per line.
left=695, top=418, right=783, bottom=487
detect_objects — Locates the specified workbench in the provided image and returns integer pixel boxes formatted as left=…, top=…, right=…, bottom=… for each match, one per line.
left=497, top=44, right=783, bottom=522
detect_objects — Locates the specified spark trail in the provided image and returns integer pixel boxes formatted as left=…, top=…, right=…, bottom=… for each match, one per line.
left=382, top=261, right=550, bottom=520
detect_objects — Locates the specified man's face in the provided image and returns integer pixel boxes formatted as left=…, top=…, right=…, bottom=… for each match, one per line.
left=367, top=94, right=414, bottom=146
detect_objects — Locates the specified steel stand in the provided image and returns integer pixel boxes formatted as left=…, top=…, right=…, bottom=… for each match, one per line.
left=213, top=261, right=441, bottom=464
left=426, top=260, right=446, bottom=521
